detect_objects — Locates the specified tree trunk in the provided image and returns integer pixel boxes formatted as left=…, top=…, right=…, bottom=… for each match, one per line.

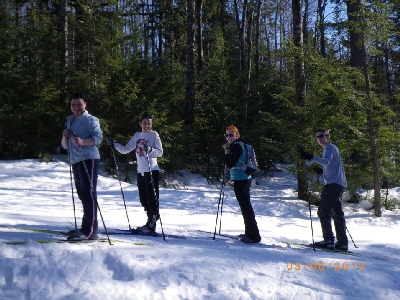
left=234, top=0, right=247, bottom=71
left=362, top=38, right=381, bottom=216
left=144, top=2, right=149, bottom=61
left=292, top=0, right=307, bottom=199
left=0, top=92, right=3, bottom=157
left=345, top=0, right=381, bottom=216
left=150, top=1, right=156, bottom=62
left=303, top=0, right=309, bottom=44
left=317, top=0, right=326, bottom=57
left=60, top=0, right=68, bottom=103
left=196, top=0, right=203, bottom=72
left=297, top=161, right=309, bottom=200
left=345, top=0, right=365, bottom=67
left=384, top=46, right=392, bottom=98
left=167, top=0, right=175, bottom=69
left=61, top=0, right=68, bottom=68
left=292, top=0, right=306, bottom=107
left=185, top=0, right=196, bottom=126
left=158, top=1, right=163, bottom=62
left=244, top=9, right=253, bottom=97
left=274, top=0, right=279, bottom=70
left=255, top=0, right=261, bottom=77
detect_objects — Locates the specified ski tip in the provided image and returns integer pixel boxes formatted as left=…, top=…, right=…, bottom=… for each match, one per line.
left=2, top=240, right=29, bottom=245
left=35, top=238, right=109, bottom=244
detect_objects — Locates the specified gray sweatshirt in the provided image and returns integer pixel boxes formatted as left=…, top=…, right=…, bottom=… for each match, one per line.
left=312, top=142, right=347, bottom=188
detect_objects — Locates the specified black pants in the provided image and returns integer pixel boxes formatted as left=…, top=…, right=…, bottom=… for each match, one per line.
left=72, top=159, right=99, bottom=238
left=233, top=179, right=261, bottom=242
left=317, top=183, right=348, bottom=244
left=137, top=171, right=160, bottom=218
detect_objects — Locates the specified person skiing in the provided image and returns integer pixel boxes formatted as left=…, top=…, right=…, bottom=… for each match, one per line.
left=299, top=129, right=349, bottom=250
left=61, top=92, right=103, bottom=240
left=223, top=125, right=261, bottom=244
left=109, top=114, right=163, bottom=234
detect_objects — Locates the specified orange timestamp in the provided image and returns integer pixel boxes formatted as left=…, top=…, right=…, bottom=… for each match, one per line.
left=287, top=261, right=365, bottom=271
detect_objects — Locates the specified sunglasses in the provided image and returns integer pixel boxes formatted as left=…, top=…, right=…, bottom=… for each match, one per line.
left=315, top=134, right=326, bottom=140
left=224, top=133, right=235, bottom=138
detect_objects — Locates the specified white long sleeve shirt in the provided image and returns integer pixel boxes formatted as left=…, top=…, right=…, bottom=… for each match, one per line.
left=114, top=131, right=163, bottom=173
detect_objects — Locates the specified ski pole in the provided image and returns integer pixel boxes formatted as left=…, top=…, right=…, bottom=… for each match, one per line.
left=303, top=160, right=315, bottom=252
left=218, top=167, right=227, bottom=235
left=346, top=226, right=358, bottom=248
left=213, top=165, right=227, bottom=240
left=72, top=131, right=112, bottom=245
left=218, top=189, right=224, bottom=235
left=109, top=140, right=132, bottom=230
left=68, top=153, right=78, bottom=231
left=65, top=123, right=78, bottom=232
left=144, top=146, right=166, bottom=241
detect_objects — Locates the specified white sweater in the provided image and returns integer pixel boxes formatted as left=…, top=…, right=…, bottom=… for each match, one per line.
left=114, top=131, right=163, bottom=173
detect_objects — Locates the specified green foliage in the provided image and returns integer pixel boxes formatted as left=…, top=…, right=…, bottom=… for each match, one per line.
left=37, top=152, right=54, bottom=163
left=288, top=49, right=366, bottom=193
left=1, top=0, right=400, bottom=203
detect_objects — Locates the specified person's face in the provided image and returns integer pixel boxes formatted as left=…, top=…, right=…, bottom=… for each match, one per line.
left=71, top=98, right=86, bottom=117
left=140, top=118, right=153, bottom=133
left=225, top=130, right=237, bottom=144
left=315, top=132, right=328, bottom=147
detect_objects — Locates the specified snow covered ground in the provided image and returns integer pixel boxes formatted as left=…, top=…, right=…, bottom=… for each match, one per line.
left=0, top=158, right=399, bottom=300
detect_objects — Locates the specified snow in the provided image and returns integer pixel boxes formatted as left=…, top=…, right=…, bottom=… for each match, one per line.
left=0, top=158, right=400, bottom=300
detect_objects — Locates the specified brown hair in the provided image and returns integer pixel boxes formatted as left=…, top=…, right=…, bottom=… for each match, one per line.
left=70, top=92, right=88, bottom=102
left=140, top=113, right=153, bottom=122
left=316, top=128, right=330, bottom=141
left=226, top=125, right=240, bottom=139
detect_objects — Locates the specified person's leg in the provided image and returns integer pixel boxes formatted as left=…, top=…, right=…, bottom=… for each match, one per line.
left=137, top=172, right=149, bottom=211
left=80, top=159, right=99, bottom=238
left=71, top=162, right=84, bottom=236
left=72, top=163, right=83, bottom=200
left=145, top=171, right=159, bottom=214
left=234, top=180, right=261, bottom=242
left=72, top=160, right=99, bottom=239
left=331, top=190, right=348, bottom=247
left=317, top=183, right=343, bottom=245
left=137, top=172, right=150, bottom=227
left=144, top=171, right=160, bottom=231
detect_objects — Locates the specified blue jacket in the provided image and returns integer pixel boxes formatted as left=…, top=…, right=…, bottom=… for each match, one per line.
left=226, top=140, right=251, bottom=181
left=62, top=111, right=103, bottom=164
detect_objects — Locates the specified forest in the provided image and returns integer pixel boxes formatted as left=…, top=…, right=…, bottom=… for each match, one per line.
left=1, top=0, right=400, bottom=216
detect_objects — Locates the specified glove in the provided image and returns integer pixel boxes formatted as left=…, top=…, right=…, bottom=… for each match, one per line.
left=142, top=143, right=150, bottom=152
left=223, top=142, right=231, bottom=154
left=313, top=166, right=323, bottom=175
left=299, top=147, right=313, bottom=160
left=107, top=137, right=116, bottom=146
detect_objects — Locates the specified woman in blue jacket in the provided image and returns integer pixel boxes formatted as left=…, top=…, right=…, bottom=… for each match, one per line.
left=223, top=125, right=261, bottom=244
